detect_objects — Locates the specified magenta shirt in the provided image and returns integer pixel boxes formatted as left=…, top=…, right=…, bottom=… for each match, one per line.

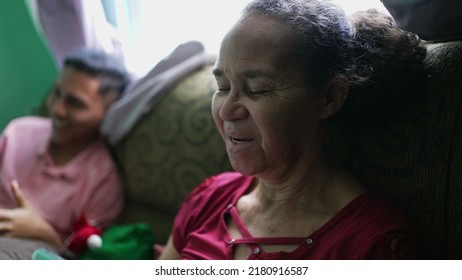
left=173, top=172, right=416, bottom=259
left=0, top=117, right=124, bottom=241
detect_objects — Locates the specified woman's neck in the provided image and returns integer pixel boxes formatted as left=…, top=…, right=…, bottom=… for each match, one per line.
left=247, top=152, right=364, bottom=220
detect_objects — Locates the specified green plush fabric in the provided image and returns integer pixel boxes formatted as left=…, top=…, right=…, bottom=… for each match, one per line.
left=327, top=41, right=462, bottom=259
left=113, top=65, right=232, bottom=242
left=80, top=223, right=155, bottom=260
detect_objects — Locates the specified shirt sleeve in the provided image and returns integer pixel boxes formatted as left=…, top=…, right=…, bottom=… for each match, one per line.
left=361, top=228, right=417, bottom=259
left=172, top=175, right=217, bottom=252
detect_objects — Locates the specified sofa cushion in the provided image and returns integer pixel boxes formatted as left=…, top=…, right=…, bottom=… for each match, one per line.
left=113, top=65, right=232, bottom=229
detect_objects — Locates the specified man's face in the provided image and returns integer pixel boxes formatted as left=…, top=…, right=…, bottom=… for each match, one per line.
left=47, top=67, right=107, bottom=148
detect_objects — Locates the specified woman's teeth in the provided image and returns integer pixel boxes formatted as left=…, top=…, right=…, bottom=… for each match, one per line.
left=231, top=137, right=252, bottom=143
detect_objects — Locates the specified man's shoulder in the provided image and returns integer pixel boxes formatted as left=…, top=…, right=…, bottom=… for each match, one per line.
left=4, top=116, right=50, bottom=133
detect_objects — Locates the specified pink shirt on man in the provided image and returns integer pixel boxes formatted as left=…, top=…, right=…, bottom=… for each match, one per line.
left=0, top=116, right=123, bottom=241
left=173, top=172, right=416, bottom=259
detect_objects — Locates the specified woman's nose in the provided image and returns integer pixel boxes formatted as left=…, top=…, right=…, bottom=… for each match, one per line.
left=218, top=90, right=249, bottom=121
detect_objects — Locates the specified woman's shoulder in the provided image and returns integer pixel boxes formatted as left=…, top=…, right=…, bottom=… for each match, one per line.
left=185, top=172, right=253, bottom=203
left=327, top=190, right=416, bottom=259
left=348, top=190, right=412, bottom=230
left=173, top=172, right=253, bottom=243
left=357, top=190, right=417, bottom=258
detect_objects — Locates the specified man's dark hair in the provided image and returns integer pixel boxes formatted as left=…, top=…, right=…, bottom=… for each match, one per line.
left=63, top=48, right=130, bottom=98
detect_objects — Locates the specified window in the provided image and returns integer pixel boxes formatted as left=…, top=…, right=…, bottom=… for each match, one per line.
left=103, top=0, right=389, bottom=77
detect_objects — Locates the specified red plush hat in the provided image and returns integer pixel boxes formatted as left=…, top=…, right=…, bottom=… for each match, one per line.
left=65, top=214, right=103, bottom=254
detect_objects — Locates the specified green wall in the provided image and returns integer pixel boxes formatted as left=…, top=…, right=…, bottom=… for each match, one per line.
left=0, top=0, right=57, bottom=130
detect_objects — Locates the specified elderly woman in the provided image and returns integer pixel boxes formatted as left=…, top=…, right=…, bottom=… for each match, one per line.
left=160, top=0, right=424, bottom=260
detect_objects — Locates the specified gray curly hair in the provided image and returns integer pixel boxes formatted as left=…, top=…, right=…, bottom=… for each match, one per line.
left=243, top=0, right=354, bottom=89
left=242, top=0, right=427, bottom=130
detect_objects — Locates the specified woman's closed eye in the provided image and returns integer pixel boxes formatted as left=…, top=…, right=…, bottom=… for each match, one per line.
left=216, top=87, right=231, bottom=93
left=247, top=88, right=270, bottom=95
left=215, top=87, right=272, bottom=97
left=246, top=80, right=275, bottom=96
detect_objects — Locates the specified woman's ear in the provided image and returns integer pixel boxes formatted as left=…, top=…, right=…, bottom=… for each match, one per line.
left=319, top=76, right=349, bottom=119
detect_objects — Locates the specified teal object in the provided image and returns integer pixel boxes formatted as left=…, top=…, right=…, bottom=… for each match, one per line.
left=32, top=248, right=64, bottom=260
left=0, top=0, right=58, bottom=130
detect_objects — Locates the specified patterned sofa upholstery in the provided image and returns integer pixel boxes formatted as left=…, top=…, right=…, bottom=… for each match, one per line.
left=112, top=65, right=232, bottom=244
left=112, top=41, right=462, bottom=259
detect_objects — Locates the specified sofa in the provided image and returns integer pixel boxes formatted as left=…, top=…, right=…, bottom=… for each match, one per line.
left=109, top=40, right=462, bottom=260
left=110, top=63, right=232, bottom=246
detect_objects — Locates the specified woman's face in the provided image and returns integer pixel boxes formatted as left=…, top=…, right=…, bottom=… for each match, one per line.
left=212, top=14, right=328, bottom=180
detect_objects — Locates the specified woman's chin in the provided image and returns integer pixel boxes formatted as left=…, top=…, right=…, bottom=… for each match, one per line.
left=230, top=160, right=259, bottom=176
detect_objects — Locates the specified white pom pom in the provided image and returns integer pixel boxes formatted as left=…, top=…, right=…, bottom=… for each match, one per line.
left=87, top=234, right=103, bottom=249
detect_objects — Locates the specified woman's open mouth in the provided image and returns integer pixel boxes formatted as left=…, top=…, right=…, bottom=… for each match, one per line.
left=230, top=137, right=254, bottom=144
